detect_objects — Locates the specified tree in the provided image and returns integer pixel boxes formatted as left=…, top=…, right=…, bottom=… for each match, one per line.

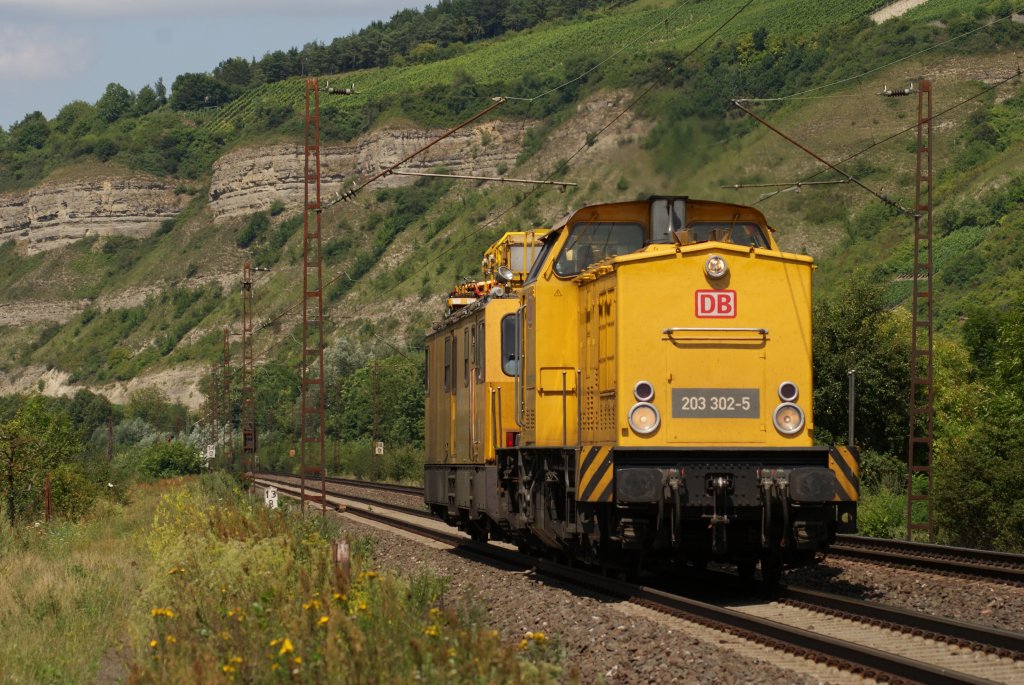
left=135, top=85, right=161, bottom=116
left=169, top=72, right=231, bottom=111
left=96, top=82, right=134, bottom=123
left=68, top=389, right=115, bottom=443
left=932, top=305, right=1024, bottom=551
left=155, top=77, right=167, bottom=104
left=10, top=111, right=50, bottom=151
left=213, top=57, right=254, bottom=87
left=812, top=277, right=910, bottom=454
left=126, top=387, right=186, bottom=435
left=1, top=396, right=84, bottom=523
left=54, top=101, right=96, bottom=136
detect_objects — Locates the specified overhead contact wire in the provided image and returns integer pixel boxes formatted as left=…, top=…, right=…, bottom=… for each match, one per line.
left=752, top=66, right=1023, bottom=206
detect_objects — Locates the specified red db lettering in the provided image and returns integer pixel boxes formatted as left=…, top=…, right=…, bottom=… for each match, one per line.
left=694, top=290, right=736, bottom=318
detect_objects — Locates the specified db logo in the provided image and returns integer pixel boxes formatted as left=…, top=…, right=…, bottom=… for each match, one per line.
left=695, top=290, right=736, bottom=318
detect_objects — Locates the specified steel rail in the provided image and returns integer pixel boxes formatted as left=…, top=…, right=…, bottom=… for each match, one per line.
left=832, top=535, right=1024, bottom=585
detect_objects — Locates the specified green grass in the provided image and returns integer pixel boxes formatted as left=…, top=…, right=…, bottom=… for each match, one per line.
left=0, top=481, right=165, bottom=683
left=0, top=475, right=564, bottom=683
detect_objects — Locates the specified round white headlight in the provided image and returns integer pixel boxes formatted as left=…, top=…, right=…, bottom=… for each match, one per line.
left=772, top=402, right=805, bottom=435
left=705, top=254, right=728, bottom=279
left=628, top=402, right=660, bottom=435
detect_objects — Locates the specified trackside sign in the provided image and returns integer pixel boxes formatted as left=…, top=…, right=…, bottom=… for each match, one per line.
left=695, top=290, right=736, bottom=318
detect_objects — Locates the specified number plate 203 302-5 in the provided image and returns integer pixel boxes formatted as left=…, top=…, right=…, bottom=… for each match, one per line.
left=670, top=388, right=760, bottom=419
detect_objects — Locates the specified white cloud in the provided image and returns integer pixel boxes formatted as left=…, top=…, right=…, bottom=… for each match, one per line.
left=0, top=0, right=416, bottom=18
left=0, top=26, right=92, bottom=80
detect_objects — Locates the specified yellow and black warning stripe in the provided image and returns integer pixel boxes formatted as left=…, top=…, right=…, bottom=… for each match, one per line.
left=828, top=445, right=860, bottom=502
left=577, top=445, right=613, bottom=503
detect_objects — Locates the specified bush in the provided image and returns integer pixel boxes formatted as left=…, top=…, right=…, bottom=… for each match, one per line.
left=139, top=441, right=204, bottom=478
left=857, top=488, right=905, bottom=539
left=327, top=440, right=423, bottom=484
left=49, top=463, right=99, bottom=520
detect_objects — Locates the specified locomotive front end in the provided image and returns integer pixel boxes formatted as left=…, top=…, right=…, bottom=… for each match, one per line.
left=569, top=198, right=857, bottom=578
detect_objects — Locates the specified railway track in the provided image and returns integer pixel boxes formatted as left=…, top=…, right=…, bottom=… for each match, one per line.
left=254, top=472, right=1024, bottom=685
left=263, top=473, right=1024, bottom=586
left=831, top=535, right=1024, bottom=586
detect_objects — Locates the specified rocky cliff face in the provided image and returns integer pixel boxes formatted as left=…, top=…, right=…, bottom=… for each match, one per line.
left=0, top=176, right=189, bottom=253
left=209, top=120, right=530, bottom=221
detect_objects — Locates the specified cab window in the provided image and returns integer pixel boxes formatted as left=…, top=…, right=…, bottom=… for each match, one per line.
left=553, top=222, right=644, bottom=277
left=683, top=221, right=769, bottom=248
left=500, top=314, right=518, bottom=376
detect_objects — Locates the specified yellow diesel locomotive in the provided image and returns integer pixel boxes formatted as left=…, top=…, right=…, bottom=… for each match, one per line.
left=424, top=196, right=858, bottom=581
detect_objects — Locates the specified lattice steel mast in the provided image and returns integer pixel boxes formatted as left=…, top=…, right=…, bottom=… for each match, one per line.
left=222, top=328, right=233, bottom=472
left=907, top=79, right=934, bottom=541
left=300, top=78, right=327, bottom=513
left=241, top=261, right=257, bottom=473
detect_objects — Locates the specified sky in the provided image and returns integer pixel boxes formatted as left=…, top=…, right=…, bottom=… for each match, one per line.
left=0, top=0, right=424, bottom=130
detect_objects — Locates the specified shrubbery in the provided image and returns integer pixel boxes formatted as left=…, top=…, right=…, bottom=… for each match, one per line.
left=138, top=441, right=205, bottom=479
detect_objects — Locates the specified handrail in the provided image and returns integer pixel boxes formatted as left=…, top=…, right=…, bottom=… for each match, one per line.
left=663, top=327, right=768, bottom=334
left=663, top=326, right=768, bottom=342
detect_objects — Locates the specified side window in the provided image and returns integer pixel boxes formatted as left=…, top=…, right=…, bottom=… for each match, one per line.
left=463, top=328, right=469, bottom=387
left=501, top=314, right=518, bottom=376
left=443, top=336, right=451, bottom=392
left=476, top=321, right=485, bottom=382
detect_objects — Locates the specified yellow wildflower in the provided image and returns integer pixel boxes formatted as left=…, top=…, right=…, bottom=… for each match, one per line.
left=365, top=570, right=378, bottom=579
left=230, top=656, right=242, bottom=664
left=221, top=664, right=235, bottom=674
left=279, top=638, right=294, bottom=656
left=317, top=615, right=329, bottom=627
left=148, top=640, right=158, bottom=649
left=165, top=634, right=176, bottom=644
left=271, top=664, right=279, bottom=671
left=423, top=625, right=438, bottom=637
left=150, top=608, right=175, bottom=619
left=293, top=657, right=302, bottom=665
left=429, top=607, right=441, bottom=617
left=269, top=638, right=281, bottom=647
left=518, top=639, right=529, bottom=651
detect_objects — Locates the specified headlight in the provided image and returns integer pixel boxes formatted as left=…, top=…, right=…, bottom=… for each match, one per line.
left=778, top=381, right=799, bottom=402
left=704, top=254, right=728, bottom=279
left=772, top=402, right=805, bottom=435
left=628, top=402, right=660, bottom=435
left=633, top=380, right=654, bottom=402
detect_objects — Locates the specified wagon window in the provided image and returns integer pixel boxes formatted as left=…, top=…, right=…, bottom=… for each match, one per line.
left=463, top=328, right=470, bottom=387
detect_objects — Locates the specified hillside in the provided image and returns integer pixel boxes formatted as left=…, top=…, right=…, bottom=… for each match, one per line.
left=0, top=0, right=1022, bottom=409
